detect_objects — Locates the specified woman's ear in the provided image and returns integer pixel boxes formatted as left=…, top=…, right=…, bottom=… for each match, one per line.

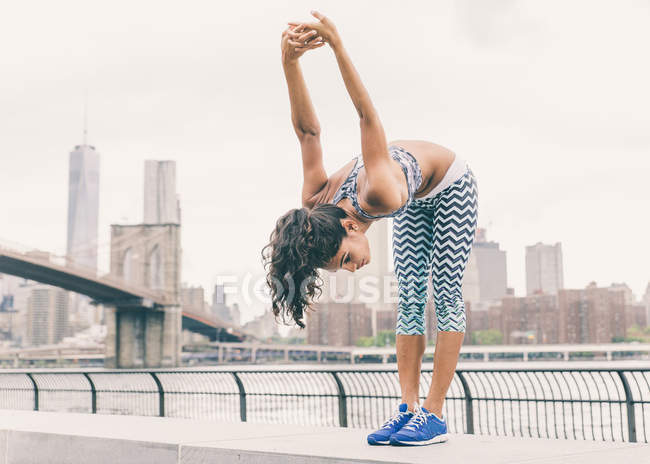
left=341, top=218, right=358, bottom=232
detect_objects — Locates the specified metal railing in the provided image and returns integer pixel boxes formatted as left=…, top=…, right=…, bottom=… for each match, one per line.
left=0, top=367, right=647, bottom=443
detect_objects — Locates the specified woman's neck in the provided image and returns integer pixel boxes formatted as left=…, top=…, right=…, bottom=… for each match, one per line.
left=339, top=200, right=374, bottom=233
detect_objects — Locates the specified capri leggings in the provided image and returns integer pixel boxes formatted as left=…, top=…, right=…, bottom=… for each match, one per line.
left=392, top=168, right=478, bottom=334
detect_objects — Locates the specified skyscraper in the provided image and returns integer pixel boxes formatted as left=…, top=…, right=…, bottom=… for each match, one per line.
left=525, top=242, right=564, bottom=296
left=66, top=144, right=100, bottom=270
left=462, top=228, right=508, bottom=307
left=212, top=284, right=234, bottom=323
left=144, top=160, right=180, bottom=224
left=25, top=284, right=70, bottom=346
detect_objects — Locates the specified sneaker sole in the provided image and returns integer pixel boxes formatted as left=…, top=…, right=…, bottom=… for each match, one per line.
left=390, top=433, right=449, bottom=446
left=367, top=437, right=391, bottom=445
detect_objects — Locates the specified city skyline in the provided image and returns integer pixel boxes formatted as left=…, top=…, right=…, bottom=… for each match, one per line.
left=1, top=2, right=649, bottom=323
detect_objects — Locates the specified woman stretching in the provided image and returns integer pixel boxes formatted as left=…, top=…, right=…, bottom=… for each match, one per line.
left=264, top=11, right=478, bottom=446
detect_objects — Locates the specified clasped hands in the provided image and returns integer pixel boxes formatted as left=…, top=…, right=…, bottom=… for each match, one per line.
left=281, top=10, right=340, bottom=64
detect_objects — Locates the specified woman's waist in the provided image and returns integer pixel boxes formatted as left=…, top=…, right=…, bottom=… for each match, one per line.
left=415, top=154, right=468, bottom=199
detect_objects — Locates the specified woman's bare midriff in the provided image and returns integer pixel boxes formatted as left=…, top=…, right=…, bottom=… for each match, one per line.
left=311, top=139, right=457, bottom=207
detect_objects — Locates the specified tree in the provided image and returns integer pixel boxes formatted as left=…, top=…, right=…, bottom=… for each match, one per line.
left=375, top=330, right=396, bottom=347
left=355, top=336, right=374, bottom=347
left=471, top=329, right=503, bottom=345
left=623, top=324, right=650, bottom=343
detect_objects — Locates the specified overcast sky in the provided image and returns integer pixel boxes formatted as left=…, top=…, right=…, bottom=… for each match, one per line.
left=1, top=1, right=649, bottom=322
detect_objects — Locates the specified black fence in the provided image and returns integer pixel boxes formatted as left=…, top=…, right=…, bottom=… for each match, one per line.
left=0, top=367, right=647, bottom=443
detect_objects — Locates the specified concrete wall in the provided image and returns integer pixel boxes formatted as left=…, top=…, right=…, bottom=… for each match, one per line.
left=0, top=411, right=646, bottom=464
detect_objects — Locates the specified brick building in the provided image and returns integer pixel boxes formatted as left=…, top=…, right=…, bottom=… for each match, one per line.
left=625, top=304, right=648, bottom=329
left=558, top=283, right=626, bottom=343
left=499, top=294, right=558, bottom=344
left=468, top=282, right=639, bottom=345
left=306, top=302, right=372, bottom=346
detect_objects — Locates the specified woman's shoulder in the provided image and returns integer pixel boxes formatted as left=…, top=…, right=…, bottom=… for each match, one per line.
left=303, top=157, right=358, bottom=208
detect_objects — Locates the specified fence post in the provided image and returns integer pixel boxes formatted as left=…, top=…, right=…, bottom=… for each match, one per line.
left=456, top=371, right=474, bottom=434
left=149, top=372, right=165, bottom=417
left=232, top=372, right=246, bottom=422
left=83, top=373, right=97, bottom=414
left=617, top=371, right=637, bottom=442
left=26, top=373, right=38, bottom=411
left=331, top=372, right=348, bottom=428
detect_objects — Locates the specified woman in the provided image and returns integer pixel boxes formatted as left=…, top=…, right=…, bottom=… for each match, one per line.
left=263, top=11, right=478, bottom=446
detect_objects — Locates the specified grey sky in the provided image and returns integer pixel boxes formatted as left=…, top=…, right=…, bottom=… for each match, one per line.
left=1, top=1, right=649, bottom=322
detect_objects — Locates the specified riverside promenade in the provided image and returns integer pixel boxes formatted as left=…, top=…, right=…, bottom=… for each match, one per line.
left=0, top=411, right=647, bottom=464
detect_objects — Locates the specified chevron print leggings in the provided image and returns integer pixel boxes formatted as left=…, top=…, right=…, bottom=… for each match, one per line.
left=392, top=168, right=478, bottom=334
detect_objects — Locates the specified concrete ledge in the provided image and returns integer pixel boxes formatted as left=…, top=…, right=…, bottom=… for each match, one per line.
left=0, top=411, right=647, bottom=464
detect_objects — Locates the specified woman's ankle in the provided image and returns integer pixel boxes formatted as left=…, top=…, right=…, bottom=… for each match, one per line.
left=400, top=399, right=419, bottom=412
left=422, top=401, right=443, bottom=418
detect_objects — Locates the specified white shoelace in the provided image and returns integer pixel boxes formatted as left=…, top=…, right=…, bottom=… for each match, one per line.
left=381, top=405, right=410, bottom=429
left=403, top=404, right=428, bottom=431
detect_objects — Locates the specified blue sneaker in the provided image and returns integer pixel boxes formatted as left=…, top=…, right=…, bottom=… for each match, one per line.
left=367, top=403, right=414, bottom=445
left=389, top=405, right=448, bottom=446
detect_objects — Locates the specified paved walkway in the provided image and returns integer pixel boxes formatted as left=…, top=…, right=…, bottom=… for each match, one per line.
left=0, top=411, right=647, bottom=463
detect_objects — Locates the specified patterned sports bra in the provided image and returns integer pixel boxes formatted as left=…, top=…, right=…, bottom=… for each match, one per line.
left=331, top=145, right=423, bottom=220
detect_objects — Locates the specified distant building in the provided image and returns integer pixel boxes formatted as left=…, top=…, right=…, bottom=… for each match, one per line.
left=26, top=284, right=70, bottom=346
left=1, top=273, right=24, bottom=297
left=558, top=283, right=625, bottom=343
left=465, top=301, right=503, bottom=345
left=526, top=242, right=564, bottom=296
left=0, top=275, right=21, bottom=345
left=144, top=160, right=180, bottom=225
left=474, top=283, right=641, bottom=345
left=608, top=283, right=637, bottom=305
left=10, top=282, right=32, bottom=346
left=375, top=306, right=397, bottom=334
left=463, top=228, right=507, bottom=306
left=306, top=302, right=372, bottom=346
left=487, top=304, right=504, bottom=332
left=211, top=284, right=235, bottom=324
left=66, top=143, right=100, bottom=271
left=467, top=306, right=489, bottom=333
left=500, top=294, right=558, bottom=344
left=181, top=285, right=207, bottom=314
left=242, top=310, right=279, bottom=341
left=625, top=304, right=648, bottom=329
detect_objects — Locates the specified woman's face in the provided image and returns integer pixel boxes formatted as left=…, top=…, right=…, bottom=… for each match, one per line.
left=324, top=220, right=371, bottom=272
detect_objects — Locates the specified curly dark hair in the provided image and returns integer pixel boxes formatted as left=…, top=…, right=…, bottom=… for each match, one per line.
left=262, top=203, right=348, bottom=329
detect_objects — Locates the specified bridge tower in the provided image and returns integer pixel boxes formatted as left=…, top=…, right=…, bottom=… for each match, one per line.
left=105, top=223, right=182, bottom=368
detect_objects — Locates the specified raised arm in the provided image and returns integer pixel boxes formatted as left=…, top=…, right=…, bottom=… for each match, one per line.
left=289, top=12, right=404, bottom=211
left=281, top=26, right=328, bottom=206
